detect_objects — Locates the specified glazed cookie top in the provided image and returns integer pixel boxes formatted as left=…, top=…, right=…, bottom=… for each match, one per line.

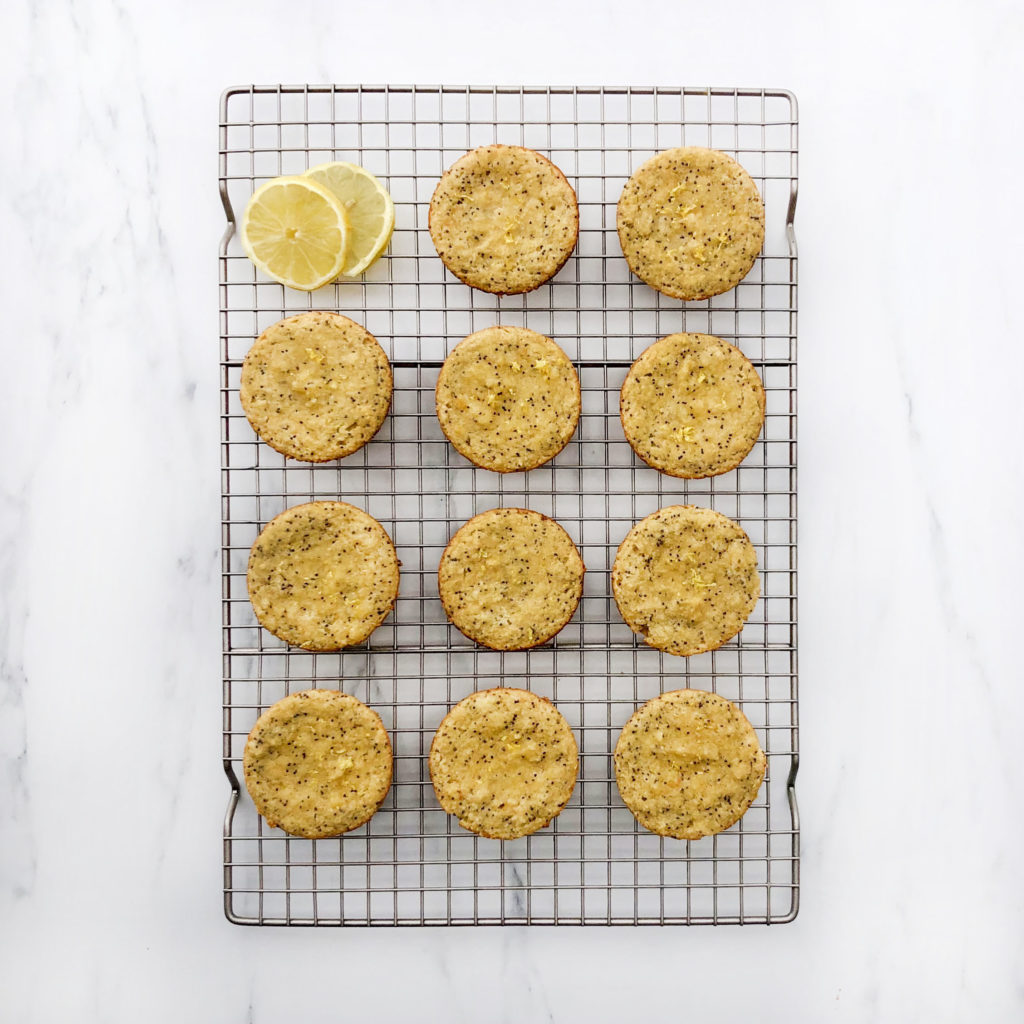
left=614, top=689, right=765, bottom=840
left=617, top=147, right=764, bottom=300
left=438, top=508, right=584, bottom=650
left=620, top=332, right=765, bottom=478
left=429, top=688, right=579, bottom=839
left=435, top=326, right=580, bottom=472
left=240, top=311, right=392, bottom=462
left=612, top=505, right=759, bottom=657
left=243, top=689, right=393, bottom=839
left=247, top=501, right=400, bottom=651
left=429, top=145, right=579, bottom=294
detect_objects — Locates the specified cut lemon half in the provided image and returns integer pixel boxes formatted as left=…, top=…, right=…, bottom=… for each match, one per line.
left=240, top=176, right=349, bottom=291
left=304, top=162, right=395, bottom=277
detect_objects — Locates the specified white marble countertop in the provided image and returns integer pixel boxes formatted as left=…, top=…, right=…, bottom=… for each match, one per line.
left=2, top=0, right=1022, bottom=1019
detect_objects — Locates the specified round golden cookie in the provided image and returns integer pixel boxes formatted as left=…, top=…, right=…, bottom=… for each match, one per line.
left=438, top=508, right=585, bottom=650
left=243, top=689, right=393, bottom=839
left=240, top=311, right=392, bottom=462
left=614, top=689, right=765, bottom=840
left=616, top=147, right=765, bottom=300
left=435, top=326, right=580, bottom=472
left=429, top=688, right=579, bottom=839
left=620, top=332, right=765, bottom=478
left=247, top=501, right=400, bottom=651
left=429, top=145, right=579, bottom=294
left=612, top=505, right=759, bottom=657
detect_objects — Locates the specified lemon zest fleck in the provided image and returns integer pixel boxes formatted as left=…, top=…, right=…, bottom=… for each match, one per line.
left=503, top=214, right=522, bottom=243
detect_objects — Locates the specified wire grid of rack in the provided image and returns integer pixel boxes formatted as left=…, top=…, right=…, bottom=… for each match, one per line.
left=219, top=84, right=799, bottom=926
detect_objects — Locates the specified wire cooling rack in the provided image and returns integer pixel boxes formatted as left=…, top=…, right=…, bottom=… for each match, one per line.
left=219, top=84, right=799, bottom=926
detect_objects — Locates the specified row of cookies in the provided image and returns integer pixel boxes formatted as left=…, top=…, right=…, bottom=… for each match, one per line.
left=244, top=687, right=765, bottom=843
left=240, top=145, right=764, bottom=302
left=242, top=312, right=766, bottom=479
left=247, top=502, right=760, bottom=658
left=428, top=144, right=765, bottom=300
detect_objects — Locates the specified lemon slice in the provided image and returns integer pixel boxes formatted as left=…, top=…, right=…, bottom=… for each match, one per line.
left=304, top=162, right=395, bottom=277
left=240, top=176, right=349, bottom=291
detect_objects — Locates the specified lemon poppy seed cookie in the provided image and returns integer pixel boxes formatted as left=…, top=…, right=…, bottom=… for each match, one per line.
left=617, top=147, right=765, bottom=300
left=612, top=505, right=759, bottom=656
left=620, top=332, right=765, bottom=478
left=429, top=145, right=579, bottom=294
left=438, top=508, right=584, bottom=650
left=435, top=327, right=580, bottom=473
left=240, top=311, right=392, bottom=462
left=430, top=688, right=579, bottom=839
left=614, top=689, right=765, bottom=840
left=244, top=689, right=393, bottom=839
left=247, top=501, right=400, bottom=651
